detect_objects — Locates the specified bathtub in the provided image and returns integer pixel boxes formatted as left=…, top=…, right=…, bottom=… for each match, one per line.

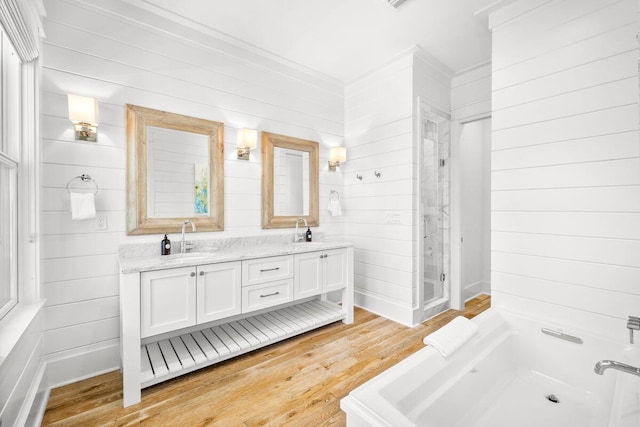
left=341, top=309, right=640, bottom=427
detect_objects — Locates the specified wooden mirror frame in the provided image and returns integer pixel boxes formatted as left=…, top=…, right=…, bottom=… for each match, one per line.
left=126, top=104, right=224, bottom=235
left=261, top=132, right=319, bottom=228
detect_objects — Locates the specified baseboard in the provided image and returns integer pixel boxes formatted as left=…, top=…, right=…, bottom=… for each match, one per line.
left=463, top=281, right=490, bottom=302
left=354, top=290, right=414, bottom=327
left=13, top=341, right=119, bottom=426
left=22, top=361, right=48, bottom=427
left=44, top=339, right=120, bottom=389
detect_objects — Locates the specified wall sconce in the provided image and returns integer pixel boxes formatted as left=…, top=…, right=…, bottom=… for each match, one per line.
left=68, top=94, right=98, bottom=142
left=328, top=147, right=347, bottom=171
left=237, top=128, right=257, bottom=160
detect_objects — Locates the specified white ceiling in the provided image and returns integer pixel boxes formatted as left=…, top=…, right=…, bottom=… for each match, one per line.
left=138, top=0, right=496, bottom=83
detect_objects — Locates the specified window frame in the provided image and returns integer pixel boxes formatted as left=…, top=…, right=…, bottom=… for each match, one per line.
left=0, top=27, right=23, bottom=320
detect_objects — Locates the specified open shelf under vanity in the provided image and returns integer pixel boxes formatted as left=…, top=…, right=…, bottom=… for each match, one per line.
left=140, top=299, right=345, bottom=387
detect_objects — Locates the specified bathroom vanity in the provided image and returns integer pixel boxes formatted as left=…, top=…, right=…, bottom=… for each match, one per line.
left=119, top=237, right=354, bottom=407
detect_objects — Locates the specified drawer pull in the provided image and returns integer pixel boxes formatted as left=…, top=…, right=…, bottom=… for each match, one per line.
left=260, top=267, right=280, bottom=272
left=260, top=291, right=280, bottom=298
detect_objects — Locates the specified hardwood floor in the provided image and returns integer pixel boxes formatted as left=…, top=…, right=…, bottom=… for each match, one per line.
left=42, top=295, right=490, bottom=426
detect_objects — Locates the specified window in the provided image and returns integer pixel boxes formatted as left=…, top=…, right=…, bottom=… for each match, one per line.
left=0, top=28, right=21, bottom=319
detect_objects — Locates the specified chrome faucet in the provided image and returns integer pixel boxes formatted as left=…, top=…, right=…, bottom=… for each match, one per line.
left=594, top=360, right=640, bottom=377
left=181, top=220, right=196, bottom=253
left=294, top=217, right=307, bottom=243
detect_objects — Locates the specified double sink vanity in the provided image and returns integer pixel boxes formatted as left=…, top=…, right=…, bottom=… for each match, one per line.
left=120, top=105, right=350, bottom=407
left=119, top=236, right=354, bottom=407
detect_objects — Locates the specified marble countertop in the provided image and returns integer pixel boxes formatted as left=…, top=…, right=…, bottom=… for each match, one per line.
left=119, top=240, right=352, bottom=274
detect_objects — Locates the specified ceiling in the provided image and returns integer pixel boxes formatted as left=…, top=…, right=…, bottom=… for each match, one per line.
left=136, top=0, right=496, bottom=83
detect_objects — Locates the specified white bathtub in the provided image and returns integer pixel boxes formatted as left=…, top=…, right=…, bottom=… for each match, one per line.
left=341, top=309, right=640, bottom=427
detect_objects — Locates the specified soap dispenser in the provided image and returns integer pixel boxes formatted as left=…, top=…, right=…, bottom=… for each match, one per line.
left=305, top=227, right=312, bottom=242
left=161, top=234, right=171, bottom=255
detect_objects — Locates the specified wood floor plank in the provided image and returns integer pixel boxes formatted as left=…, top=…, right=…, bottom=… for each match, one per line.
left=42, top=296, right=490, bottom=426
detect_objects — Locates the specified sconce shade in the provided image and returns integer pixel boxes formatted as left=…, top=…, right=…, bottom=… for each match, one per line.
left=237, top=128, right=257, bottom=160
left=68, top=94, right=98, bottom=125
left=329, top=146, right=347, bottom=163
left=237, top=128, right=257, bottom=149
left=68, top=94, right=98, bottom=142
left=328, top=146, right=346, bottom=171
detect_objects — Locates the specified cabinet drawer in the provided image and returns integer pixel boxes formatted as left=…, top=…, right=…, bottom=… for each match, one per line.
left=242, top=279, right=293, bottom=313
left=242, top=255, right=293, bottom=286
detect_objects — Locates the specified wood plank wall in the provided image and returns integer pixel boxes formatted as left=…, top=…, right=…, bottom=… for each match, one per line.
left=489, top=0, right=640, bottom=339
left=344, top=52, right=450, bottom=326
left=40, top=0, right=344, bottom=387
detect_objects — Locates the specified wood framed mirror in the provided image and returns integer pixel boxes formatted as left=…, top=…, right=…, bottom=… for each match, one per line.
left=261, top=132, right=319, bottom=228
left=126, top=104, right=224, bottom=235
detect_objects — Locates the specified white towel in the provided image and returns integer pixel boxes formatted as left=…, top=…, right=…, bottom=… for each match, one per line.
left=69, top=191, right=96, bottom=220
left=423, top=316, right=478, bottom=357
left=327, top=198, right=342, bottom=216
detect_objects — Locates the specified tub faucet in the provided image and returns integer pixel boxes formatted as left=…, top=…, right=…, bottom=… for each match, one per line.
left=294, top=217, right=307, bottom=243
left=181, top=220, right=196, bottom=253
left=594, top=360, right=640, bottom=377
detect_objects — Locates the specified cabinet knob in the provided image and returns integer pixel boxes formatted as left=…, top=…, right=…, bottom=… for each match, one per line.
left=199, top=271, right=205, bottom=276
left=190, top=272, right=196, bottom=277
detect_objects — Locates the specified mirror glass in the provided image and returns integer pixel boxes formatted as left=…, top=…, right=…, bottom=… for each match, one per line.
left=262, top=132, right=319, bottom=228
left=273, top=147, right=309, bottom=216
left=146, top=126, right=210, bottom=218
left=126, top=104, right=224, bottom=235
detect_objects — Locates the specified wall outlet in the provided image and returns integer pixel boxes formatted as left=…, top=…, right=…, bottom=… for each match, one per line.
left=95, top=215, right=108, bottom=231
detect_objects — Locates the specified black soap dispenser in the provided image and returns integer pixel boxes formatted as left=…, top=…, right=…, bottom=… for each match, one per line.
left=305, top=227, right=312, bottom=242
left=161, top=234, right=171, bottom=255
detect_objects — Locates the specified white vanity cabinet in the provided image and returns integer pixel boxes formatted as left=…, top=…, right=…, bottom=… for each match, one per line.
left=140, top=261, right=242, bottom=337
left=294, top=248, right=348, bottom=298
left=119, top=243, right=353, bottom=408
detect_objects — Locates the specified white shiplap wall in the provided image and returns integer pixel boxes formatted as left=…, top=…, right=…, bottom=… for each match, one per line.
left=41, top=0, right=344, bottom=386
left=451, top=63, right=491, bottom=123
left=344, top=51, right=450, bottom=326
left=489, top=0, right=640, bottom=340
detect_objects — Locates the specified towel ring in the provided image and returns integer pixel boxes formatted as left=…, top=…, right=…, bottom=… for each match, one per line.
left=330, top=190, right=340, bottom=202
left=66, top=174, right=99, bottom=195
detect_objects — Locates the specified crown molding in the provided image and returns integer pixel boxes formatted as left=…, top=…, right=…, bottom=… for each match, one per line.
left=67, top=0, right=343, bottom=93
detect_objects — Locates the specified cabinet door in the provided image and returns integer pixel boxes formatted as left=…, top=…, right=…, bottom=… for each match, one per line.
left=197, top=261, right=242, bottom=324
left=141, top=266, right=196, bottom=338
left=294, top=251, right=323, bottom=299
left=323, top=248, right=348, bottom=292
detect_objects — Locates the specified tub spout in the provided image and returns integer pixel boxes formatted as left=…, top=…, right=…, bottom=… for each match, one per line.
left=594, top=360, right=640, bottom=377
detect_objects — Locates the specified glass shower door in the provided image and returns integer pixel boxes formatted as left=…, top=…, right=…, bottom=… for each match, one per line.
left=421, top=116, right=449, bottom=317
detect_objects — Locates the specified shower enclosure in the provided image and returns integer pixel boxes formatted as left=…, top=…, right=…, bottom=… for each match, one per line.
left=418, top=106, right=450, bottom=321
